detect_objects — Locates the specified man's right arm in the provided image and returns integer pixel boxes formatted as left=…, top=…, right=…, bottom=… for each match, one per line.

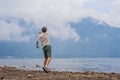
left=36, top=41, right=39, bottom=48
left=36, top=32, right=42, bottom=48
left=36, top=33, right=41, bottom=48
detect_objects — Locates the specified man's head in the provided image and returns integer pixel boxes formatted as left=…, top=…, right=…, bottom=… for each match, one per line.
left=42, top=26, right=47, bottom=33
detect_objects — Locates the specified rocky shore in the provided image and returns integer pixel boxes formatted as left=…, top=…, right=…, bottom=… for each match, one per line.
left=0, top=66, right=120, bottom=80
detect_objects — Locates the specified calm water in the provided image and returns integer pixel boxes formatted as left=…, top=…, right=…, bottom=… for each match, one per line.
left=0, top=58, right=120, bottom=73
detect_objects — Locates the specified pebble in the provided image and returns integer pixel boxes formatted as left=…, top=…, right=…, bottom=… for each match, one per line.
left=1, top=76, right=4, bottom=80
left=27, top=74, right=33, bottom=78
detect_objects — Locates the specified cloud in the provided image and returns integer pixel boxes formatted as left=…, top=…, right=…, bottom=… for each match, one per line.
left=0, top=19, right=30, bottom=42
left=84, top=0, right=120, bottom=27
left=49, top=24, right=80, bottom=42
left=0, top=0, right=119, bottom=42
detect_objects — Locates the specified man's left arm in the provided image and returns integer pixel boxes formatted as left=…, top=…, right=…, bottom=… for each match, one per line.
left=36, top=41, right=39, bottom=48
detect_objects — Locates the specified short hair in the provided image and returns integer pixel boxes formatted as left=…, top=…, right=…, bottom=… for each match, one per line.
left=42, top=26, right=47, bottom=33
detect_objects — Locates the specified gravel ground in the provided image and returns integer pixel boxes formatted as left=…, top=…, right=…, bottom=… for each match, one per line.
left=0, top=66, right=120, bottom=80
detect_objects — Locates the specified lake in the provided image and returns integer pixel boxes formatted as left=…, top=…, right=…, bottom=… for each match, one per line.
left=0, top=58, right=120, bottom=73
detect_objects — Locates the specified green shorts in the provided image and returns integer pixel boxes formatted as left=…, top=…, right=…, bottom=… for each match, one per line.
left=43, top=45, right=52, bottom=58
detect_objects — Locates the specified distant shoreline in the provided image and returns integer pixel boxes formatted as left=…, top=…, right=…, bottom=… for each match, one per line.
left=0, top=66, right=120, bottom=80
left=1, top=57, right=120, bottom=59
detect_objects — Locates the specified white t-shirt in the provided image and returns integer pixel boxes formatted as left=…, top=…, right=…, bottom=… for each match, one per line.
left=36, top=32, right=50, bottom=48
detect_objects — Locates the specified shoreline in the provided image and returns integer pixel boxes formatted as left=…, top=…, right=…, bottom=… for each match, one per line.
left=0, top=66, right=120, bottom=80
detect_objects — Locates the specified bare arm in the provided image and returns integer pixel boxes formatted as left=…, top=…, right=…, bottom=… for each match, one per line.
left=36, top=32, right=42, bottom=48
left=36, top=41, right=39, bottom=48
left=36, top=32, right=41, bottom=48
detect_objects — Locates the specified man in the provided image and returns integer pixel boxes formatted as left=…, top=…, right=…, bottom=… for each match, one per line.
left=36, top=26, right=52, bottom=73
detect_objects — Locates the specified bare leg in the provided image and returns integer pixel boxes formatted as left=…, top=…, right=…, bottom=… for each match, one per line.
left=43, top=57, right=51, bottom=73
left=44, top=58, right=47, bottom=67
left=45, top=57, right=51, bottom=67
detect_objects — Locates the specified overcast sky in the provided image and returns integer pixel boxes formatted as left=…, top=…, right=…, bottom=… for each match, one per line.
left=0, top=0, right=120, bottom=42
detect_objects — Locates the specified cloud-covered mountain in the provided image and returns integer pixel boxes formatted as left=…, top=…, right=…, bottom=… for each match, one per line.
left=69, top=17, right=120, bottom=58
left=0, top=17, right=120, bottom=58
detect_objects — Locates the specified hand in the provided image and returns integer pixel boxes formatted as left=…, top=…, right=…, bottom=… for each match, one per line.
left=36, top=45, right=39, bottom=48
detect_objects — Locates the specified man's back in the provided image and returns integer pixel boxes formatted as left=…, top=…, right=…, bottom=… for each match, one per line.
left=37, top=32, right=50, bottom=48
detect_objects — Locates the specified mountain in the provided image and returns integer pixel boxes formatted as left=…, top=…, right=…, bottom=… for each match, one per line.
left=70, top=17, right=120, bottom=58
left=0, top=17, right=120, bottom=58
